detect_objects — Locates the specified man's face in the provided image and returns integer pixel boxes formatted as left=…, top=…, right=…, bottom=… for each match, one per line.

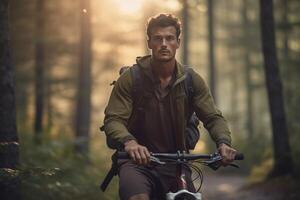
left=147, top=26, right=180, bottom=62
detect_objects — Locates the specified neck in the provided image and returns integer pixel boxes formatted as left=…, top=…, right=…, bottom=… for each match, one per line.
left=151, top=58, right=176, bottom=79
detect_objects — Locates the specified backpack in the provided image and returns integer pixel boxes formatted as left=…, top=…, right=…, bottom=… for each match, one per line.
left=101, top=64, right=200, bottom=150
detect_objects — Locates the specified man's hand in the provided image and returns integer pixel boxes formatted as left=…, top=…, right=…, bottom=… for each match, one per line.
left=218, top=143, right=237, bottom=166
left=124, top=140, right=151, bottom=165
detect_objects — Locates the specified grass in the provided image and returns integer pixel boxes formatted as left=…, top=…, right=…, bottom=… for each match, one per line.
left=16, top=132, right=119, bottom=200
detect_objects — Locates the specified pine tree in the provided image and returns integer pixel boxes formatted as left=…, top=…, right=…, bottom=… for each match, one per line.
left=260, top=0, right=293, bottom=177
left=0, top=0, right=20, bottom=199
left=74, top=0, right=92, bottom=154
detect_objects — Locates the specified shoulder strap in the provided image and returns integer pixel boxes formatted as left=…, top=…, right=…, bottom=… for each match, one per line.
left=127, top=64, right=150, bottom=132
left=130, top=64, right=143, bottom=104
left=184, top=66, right=194, bottom=110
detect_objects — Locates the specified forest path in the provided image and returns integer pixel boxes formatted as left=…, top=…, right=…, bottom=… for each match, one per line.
left=194, top=172, right=299, bottom=200
left=197, top=172, right=246, bottom=200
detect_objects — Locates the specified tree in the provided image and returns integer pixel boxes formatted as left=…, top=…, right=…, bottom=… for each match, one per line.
left=34, top=0, right=45, bottom=143
left=0, top=0, right=19, bottom=170
left=207, top=0, right=217, bottom=102
left=74, top=0, right=92, bottom=154
left=281, top=0, right=289, bottom=60
left=275, top=0, right=300, bottom=167
left=9, top=0, right=35, bottom=131
left=0, top=0, right=20, bottom=198
left=182, top=0, right=189, bottom=65
left=242, top=0, right=254, bottom=139
left=259, top=0, right=293, bottom=177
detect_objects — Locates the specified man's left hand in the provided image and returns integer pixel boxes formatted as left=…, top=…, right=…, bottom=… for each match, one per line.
left=218, top=143, right=237, bottom=166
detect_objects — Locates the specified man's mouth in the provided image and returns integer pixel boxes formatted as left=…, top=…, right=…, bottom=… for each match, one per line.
left=159, top=50, right=170, bottom=54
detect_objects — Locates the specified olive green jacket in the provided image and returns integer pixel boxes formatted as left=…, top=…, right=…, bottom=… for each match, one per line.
left=103, top=55, right=231, bottom=150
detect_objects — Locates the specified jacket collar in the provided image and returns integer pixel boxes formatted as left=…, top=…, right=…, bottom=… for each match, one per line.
left=136, top=55, right=186, bottom=87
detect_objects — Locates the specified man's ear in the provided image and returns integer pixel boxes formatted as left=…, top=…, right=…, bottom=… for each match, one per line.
left=147, top=39, right=153, bottom=49
left=177, top=38, right=181, bottom=48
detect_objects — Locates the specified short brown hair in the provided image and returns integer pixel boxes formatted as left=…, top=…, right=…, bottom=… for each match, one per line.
left=146, top=13, right=181, bottom=40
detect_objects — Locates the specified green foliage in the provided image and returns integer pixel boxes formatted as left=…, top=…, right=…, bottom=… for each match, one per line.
left=248, top=157, right=273, bottom=183
left=18, top=133, right=118, bottom=200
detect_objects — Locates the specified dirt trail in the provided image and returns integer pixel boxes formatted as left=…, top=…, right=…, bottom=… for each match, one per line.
left=194, top=172, right=299, bottom=200
left=195, top=173, right=246, bottom=200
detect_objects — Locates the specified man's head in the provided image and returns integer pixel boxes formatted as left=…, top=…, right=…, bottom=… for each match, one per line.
left=146, top=13, right=181, bottom=62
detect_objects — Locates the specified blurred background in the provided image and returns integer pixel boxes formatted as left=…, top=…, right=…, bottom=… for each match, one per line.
left=3, top=0, right=300, bottom=199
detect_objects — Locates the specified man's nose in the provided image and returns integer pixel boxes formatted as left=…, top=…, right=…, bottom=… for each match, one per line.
left=161, top=38, right=167, bottom=46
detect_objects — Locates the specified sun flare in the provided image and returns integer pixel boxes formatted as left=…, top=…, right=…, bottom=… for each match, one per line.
left=116, top=0, right=145, bottom=13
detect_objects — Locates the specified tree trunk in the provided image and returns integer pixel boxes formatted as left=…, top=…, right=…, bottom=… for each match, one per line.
left=207, top=0, right=217, bottom=103
left=282, top=0, right=289, bottom=60
left=46, top=70, right=53, bottom=134
left=182, top=0, right=189, bottom=65
left=34, top=0, right=45, bottom=143
left=0, top=0, right=20, bottom=199
left=74, top=0, right=92, bottom=154
left=224, top=1, right=239, bottom=134
left=259, top=0, right=293, bottom=177
left=242, top=0, right=254, bottom=140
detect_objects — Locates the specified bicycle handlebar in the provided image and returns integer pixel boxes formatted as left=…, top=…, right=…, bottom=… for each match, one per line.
left=117, top=151, right=244, bottom=161
left=111, top=151, right=244, bottom=195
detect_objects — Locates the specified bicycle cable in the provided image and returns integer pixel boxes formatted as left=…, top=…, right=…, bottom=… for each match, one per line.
left=188, top=162, right=204, bottom=192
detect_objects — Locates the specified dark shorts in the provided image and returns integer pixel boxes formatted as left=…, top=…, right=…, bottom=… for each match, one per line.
left=118, top=160, right=195, bottom=200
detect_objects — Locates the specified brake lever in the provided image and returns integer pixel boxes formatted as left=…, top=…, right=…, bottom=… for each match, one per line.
left=206, top=161, right=222, bottom=170
left=204, top=161, right=240, bottom=170
left=150, top=156, right=166, bottom=165
left=229, top=163, right=239, bottom=168
left=201, top=153, right=223, bottom=170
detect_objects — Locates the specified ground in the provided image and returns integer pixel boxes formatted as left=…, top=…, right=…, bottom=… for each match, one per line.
left=195, top=170, right=300, bottom=200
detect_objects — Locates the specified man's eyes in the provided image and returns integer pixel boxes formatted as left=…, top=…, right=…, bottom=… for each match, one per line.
left=153, top=36, right=176, bottom=42
left=166, top=36, right=176, bottom=41
left=153, top=36, right=161, bottom=41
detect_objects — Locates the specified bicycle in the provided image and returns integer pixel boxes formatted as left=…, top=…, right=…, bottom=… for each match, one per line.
left=115, top=151, right=244, bottom=200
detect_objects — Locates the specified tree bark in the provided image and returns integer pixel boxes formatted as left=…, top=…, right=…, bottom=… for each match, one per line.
left=259, top=0, right=293, bottom=177
left=242, top=0, right=254, bottom=139
left=207, top=0, right=217, bottom=103
left=0, top=0, right=20, bottom=199
left=34, top=0, right=45, bottom=143
left=182, top=0, right=189, bottom=65
left=282, top=0, right=289, bottom=60
left=74, top=0, right=92, bottom=154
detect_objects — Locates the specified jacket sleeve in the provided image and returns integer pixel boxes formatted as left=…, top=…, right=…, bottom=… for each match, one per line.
left=191, top=70, right=232, bottom=147
left=103, top=69, right=136, bottom=145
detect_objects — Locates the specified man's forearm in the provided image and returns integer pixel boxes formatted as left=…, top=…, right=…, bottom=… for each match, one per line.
left=202, top=114, right=231, bottom=147
left=104, top=118, right=136, bottom=144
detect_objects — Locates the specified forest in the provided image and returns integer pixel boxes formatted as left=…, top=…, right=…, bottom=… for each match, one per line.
left=1, top=0, right=300, bottom=199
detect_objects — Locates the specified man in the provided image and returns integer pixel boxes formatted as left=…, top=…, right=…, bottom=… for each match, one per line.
left=103, top=13, right=236, bottom=200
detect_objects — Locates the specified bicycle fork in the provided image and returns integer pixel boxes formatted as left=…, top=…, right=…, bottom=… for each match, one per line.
left=166, top=164, right=202, bottom=200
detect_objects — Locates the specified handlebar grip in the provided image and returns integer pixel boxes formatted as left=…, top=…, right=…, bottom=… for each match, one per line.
left=234, top=153, right=244, bottom=160
left=117, top=151, right=130, bottom=159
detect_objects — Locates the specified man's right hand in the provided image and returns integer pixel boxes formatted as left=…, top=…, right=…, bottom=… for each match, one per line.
left=124, top=140, right=151, bottom=165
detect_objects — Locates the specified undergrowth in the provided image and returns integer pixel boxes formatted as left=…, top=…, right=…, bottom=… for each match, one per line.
left=16, top=133, right=118, bottom=200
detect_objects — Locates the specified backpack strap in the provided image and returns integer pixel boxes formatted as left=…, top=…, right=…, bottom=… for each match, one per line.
left=127, top=64, right=153, bottom=133
left=100, top=151, right=118, bottom=191
left=130, top=64, right=143, bottom=105
left=184, top=66, right=194, bottom=115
